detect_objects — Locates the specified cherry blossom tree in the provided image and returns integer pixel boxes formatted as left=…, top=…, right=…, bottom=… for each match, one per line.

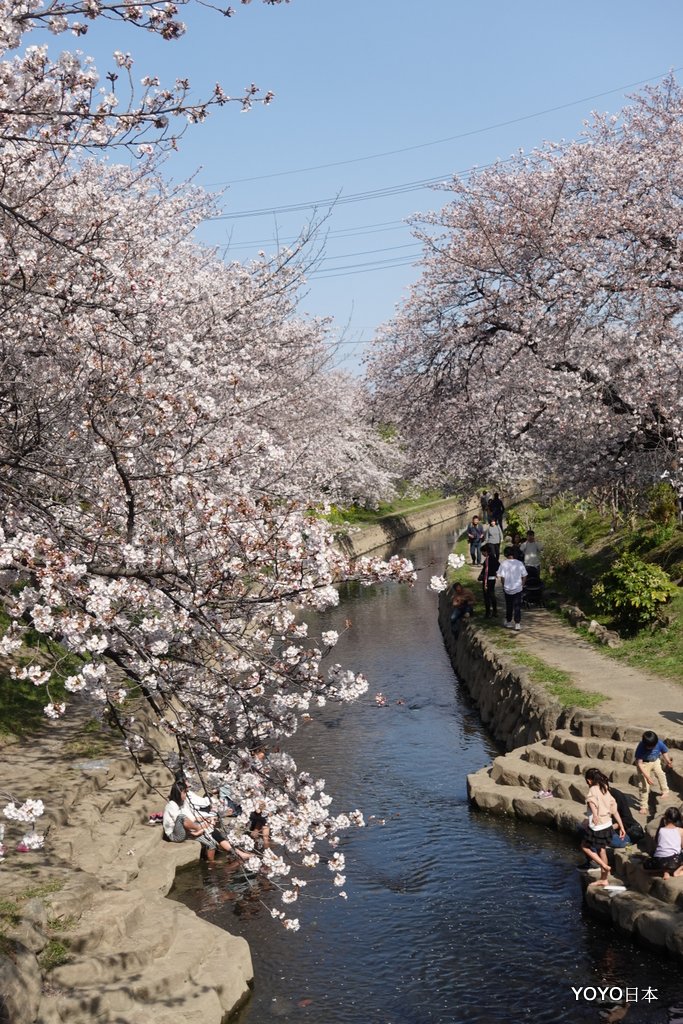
left=368, top=77, right=683, bottom=498
left=0, top=0, right=414, bottom=919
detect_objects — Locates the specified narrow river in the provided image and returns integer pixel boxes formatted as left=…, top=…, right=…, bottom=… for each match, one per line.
left=170, top=520, right=681, bottom=1023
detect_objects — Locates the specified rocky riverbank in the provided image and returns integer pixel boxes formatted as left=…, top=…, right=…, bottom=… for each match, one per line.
left=0, top=708, right=253, bottom=1024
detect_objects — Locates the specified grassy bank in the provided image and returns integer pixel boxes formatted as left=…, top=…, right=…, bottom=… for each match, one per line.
left=446, top=529, right=606, bottom=710
left=324, top=489, right=449, bottom=526
left=451, top=496, right=683, bottom=686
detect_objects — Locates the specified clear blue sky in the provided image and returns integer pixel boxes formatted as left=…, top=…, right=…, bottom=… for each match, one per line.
left=67, top=0, right=683, bottom=370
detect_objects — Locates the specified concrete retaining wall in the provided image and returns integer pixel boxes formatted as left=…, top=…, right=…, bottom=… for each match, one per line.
left=437, top=598, right=575, bottom=749
left=336, top=496, right=480, bottom=557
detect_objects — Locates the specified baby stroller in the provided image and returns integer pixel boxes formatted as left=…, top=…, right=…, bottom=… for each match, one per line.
left=523, top=565, right=545, bottom=608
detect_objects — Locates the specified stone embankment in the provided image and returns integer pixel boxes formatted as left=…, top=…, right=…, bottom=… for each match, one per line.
left=0, top=710, right=253, bottom=1024
left=336, top=495, right=477, bottom=557
left=438, top=595, right=683, bottom=959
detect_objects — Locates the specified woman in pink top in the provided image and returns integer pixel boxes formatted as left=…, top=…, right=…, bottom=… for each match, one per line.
left=580, top=768, right=626, bottom=887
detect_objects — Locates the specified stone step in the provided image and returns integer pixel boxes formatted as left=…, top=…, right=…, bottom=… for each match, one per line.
left=569, top=715, right=652, bottom=743
left=489, top=751, right=645, bottom=809
left=581, top=875, right=683, bottom=958
left=550, top=729, right=637, bottom=764
left=490, top=752, right=587, bottom=803
left=467, top=769, right=585, bottom=833
left=613, top=850, right=683, bottom=908
left=524, top=742, right=640, bottom=788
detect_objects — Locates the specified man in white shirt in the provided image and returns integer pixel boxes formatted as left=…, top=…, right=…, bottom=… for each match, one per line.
left=496, top=546, right=528, bottom=631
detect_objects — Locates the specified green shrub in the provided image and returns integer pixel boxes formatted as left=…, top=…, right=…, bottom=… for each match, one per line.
left=646, top=482, right=679, bottom=526
left=592, top=553, right=676, bottom=632
left=504, top=508, right=525, bottom=538
left=540, top=526, right=581, bottom=575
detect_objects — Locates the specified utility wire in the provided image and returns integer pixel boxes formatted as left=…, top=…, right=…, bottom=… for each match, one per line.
left=224, top=219, right=407, bottom=249
left=209, top=173, right=450, bottom=220
left=205, top=67, right=682, bottom=187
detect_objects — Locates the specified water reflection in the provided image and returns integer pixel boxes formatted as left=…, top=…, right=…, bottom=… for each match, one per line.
left=169, top=521, right=682, bottom=1023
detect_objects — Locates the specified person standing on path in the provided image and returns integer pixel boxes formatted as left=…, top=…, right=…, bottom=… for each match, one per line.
left=480, top=491, right=490, bottom=519
left=466, top=515, right=486, bottom=565
left=490, top=492, right=505, bottom=531
left=484, top=517, right=503, bottom=560
left=520, top=529, right=543, bottom=571
left=496, top=545, right=527, bottom=630
left=478, top=543, right=499, bottom=618
left=635, top=730, right=674, bottom=814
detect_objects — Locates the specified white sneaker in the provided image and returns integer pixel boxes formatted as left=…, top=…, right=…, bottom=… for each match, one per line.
left=504, top=621, right=513, bottom=629
left=514, top=624, right=521, bottom=631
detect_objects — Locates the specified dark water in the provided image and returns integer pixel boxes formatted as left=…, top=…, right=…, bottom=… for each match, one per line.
left=170, top=522, right=682, bottom=1023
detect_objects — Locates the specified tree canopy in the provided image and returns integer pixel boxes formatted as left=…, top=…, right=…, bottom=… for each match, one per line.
left=369, top=77, right=683, bottom=498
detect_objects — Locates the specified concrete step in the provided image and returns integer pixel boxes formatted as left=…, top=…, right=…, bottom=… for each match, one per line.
left=524, top=742, right=640, bottom=788
left=490, top=752, right=587, bottom=802
left=613, top=850, right=683, bottom=908
left=467, top=769, right=585, bottom=833
left=489, top=750, right=645, bottom=810
left=550, top=729, right=637, bottom=764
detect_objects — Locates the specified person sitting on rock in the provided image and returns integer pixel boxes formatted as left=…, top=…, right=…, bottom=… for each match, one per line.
left=448, top=581, right=475, bottom=633
left=162, top=781, right=249, bottom=865
left=647, top=807, right=683, bottom=879
left=580, top=768, right=626, bottom=887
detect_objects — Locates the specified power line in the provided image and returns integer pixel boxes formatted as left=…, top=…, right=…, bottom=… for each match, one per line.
left=222, top=219, right=407, bottom=250
left=318, top=242, right=420, bottom=264
left=310, top=256, right=419, bottom=280
left=209, top=172, right=450, bottom=221
left=205, top=67, right=682, bottom=187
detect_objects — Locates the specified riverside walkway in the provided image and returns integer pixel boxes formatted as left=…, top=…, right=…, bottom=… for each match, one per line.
left=493, top=602, right=683, bottom=740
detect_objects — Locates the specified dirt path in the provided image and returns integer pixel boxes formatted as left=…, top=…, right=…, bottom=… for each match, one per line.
left=463, top=563, right=683, bottom=744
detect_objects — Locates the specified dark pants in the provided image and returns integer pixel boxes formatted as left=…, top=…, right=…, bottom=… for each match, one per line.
left=450, top=604, right=473, bottom=633
left=469, top=540, right=482, bottom=564
left=483, top=580, right=497, bottom=617
left=504, top=590, right=523, bottom=624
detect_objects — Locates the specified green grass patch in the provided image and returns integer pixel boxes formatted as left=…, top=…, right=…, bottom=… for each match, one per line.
left=38, top=938, right=71, bottom=971
left=47, top=914, right=78, bottom=932
left=512, top=496, right=683, bottom=686
left=545, top=682, right=606, bottom=710
left=0, top=880, right=68, bottom=948
left=18, top=880, right=64, bottom=901
left=0, top=631, right=87, bottom=739
left=475, top=618, right=607, bottom=708
left=325, top=489, right=447, bottom=527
